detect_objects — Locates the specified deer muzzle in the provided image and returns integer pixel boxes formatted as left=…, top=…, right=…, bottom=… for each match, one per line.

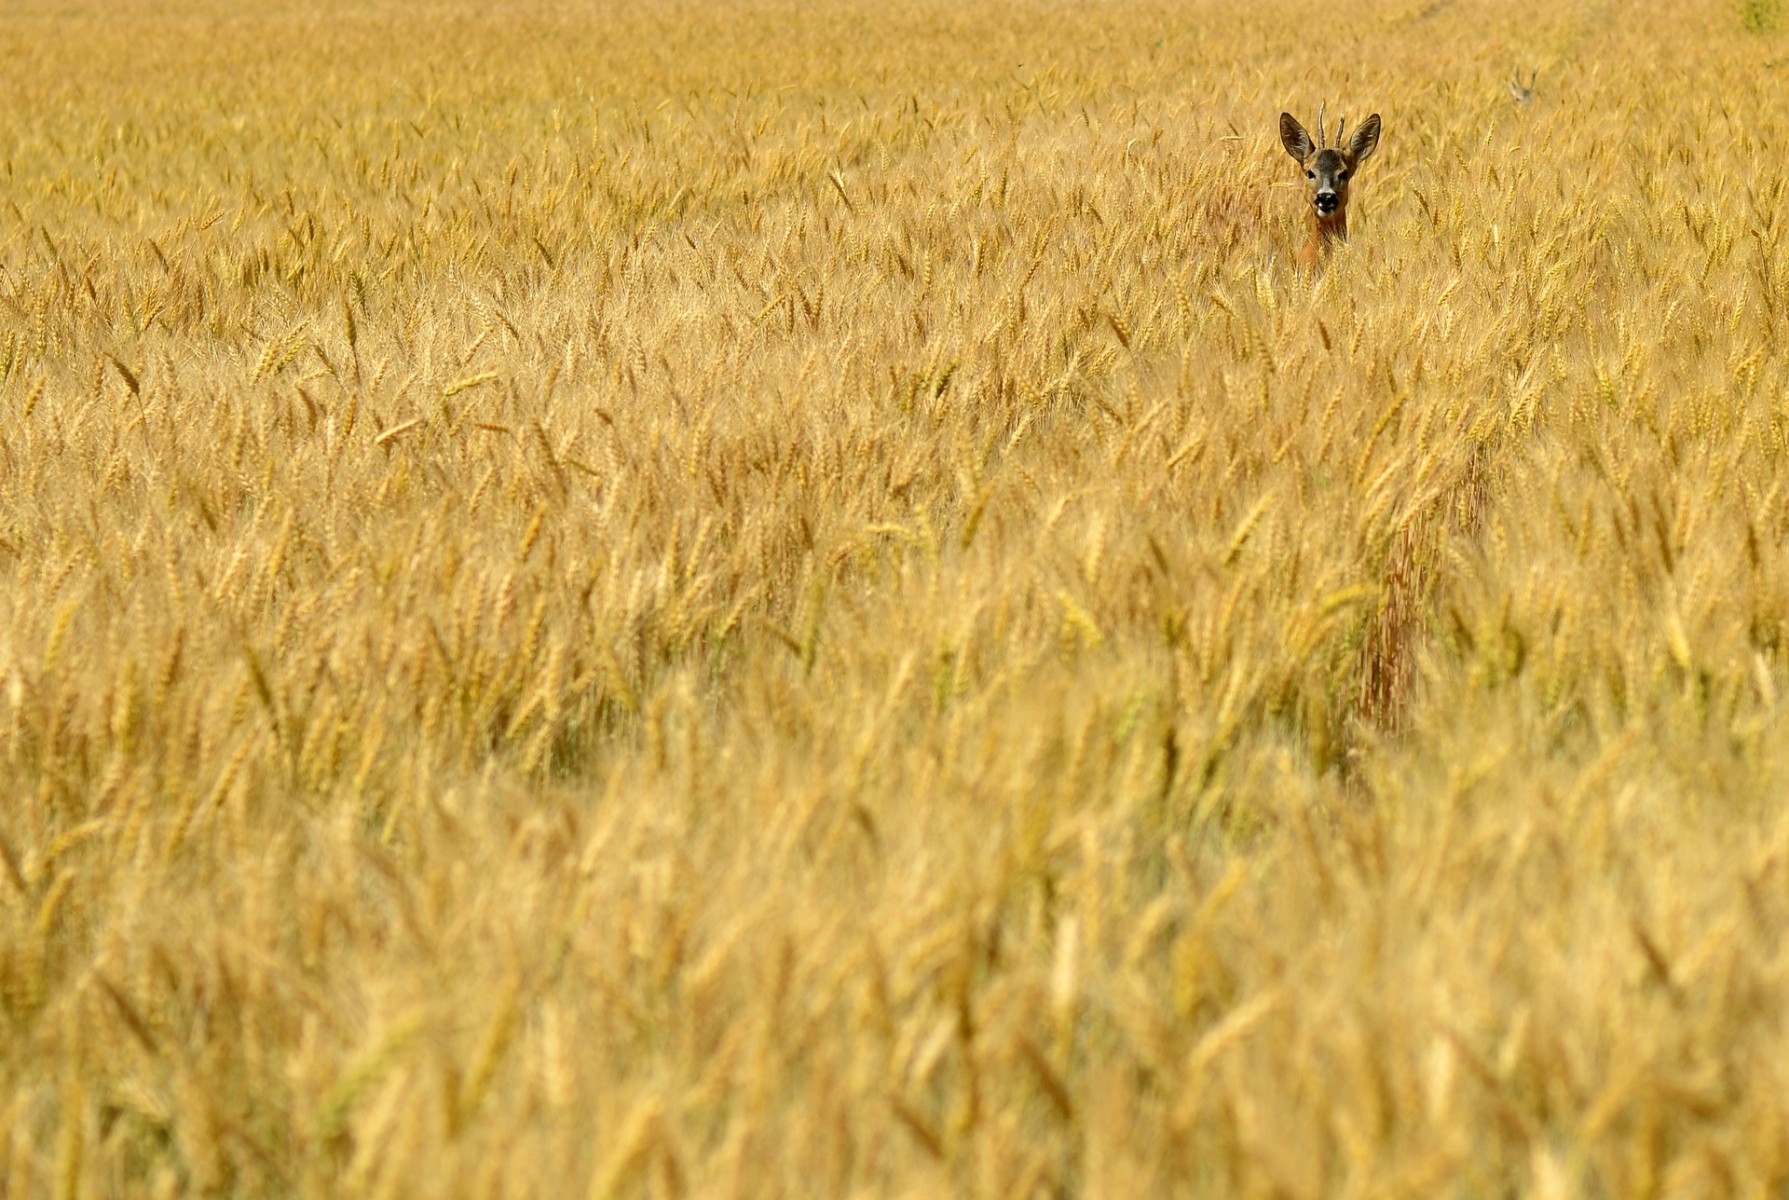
left=1314, top=191, right=1339, bottom=216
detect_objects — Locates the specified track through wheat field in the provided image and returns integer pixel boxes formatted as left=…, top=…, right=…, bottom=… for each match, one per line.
left=3, top=0, right=1789, bottom=1195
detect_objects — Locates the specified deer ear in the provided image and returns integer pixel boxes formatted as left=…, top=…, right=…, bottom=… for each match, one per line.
left=1349, top=114, right=1382, bottom=163
left=1279, top=113, right=1315, bottom=161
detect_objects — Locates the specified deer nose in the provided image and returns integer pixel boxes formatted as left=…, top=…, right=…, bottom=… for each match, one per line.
left=1314, top=192, right=1339, bottom=215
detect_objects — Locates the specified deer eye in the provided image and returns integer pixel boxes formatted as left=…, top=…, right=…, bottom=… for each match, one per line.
left=1304, top=170, right=1314, bottom=179
left=1339, top=170, right=1350, bottom=181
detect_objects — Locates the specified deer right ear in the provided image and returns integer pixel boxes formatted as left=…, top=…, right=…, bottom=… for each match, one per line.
left=1279, top=113, right=1315, bottom=161
left=1348, top=114, right=1382, bottom=163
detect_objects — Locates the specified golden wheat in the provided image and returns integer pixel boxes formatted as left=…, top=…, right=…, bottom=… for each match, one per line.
left=3, top=0, right=1789, bottom=1195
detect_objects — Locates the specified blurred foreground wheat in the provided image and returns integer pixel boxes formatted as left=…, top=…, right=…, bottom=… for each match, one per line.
left=3, top=0, right=1789, bottom=1195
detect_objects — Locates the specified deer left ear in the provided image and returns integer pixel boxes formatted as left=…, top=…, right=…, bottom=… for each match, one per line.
left=1279, top=113, right=1316, bottom=162
left=1349, top=114, right=1382, bottom=163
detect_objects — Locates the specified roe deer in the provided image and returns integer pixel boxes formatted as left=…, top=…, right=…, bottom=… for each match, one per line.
left=1279, top=105, right=1382, bottom=269
left=1509, top=68, right=1538, bottom=105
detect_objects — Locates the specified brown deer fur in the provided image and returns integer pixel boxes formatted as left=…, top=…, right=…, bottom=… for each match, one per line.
left=1279, top=109, right=1382, bottom=270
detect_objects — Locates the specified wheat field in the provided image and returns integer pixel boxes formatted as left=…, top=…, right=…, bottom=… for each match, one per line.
left=2, top=0, right=1788, bottom=1195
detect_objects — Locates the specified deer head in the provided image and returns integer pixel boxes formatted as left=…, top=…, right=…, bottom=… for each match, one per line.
left=1280, top=106, right=1382, bottom=233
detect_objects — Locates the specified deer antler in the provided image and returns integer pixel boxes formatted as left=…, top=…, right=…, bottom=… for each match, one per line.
left=1336, top=113, right=1348, bottom=146
left=1317, top=100, right=1328, bottom=147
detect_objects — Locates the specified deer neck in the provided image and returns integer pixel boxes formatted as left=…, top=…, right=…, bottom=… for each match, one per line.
left=1300, top=206, right=1349, bottom=269
left=1310, top=206, right=1349, bottom=245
